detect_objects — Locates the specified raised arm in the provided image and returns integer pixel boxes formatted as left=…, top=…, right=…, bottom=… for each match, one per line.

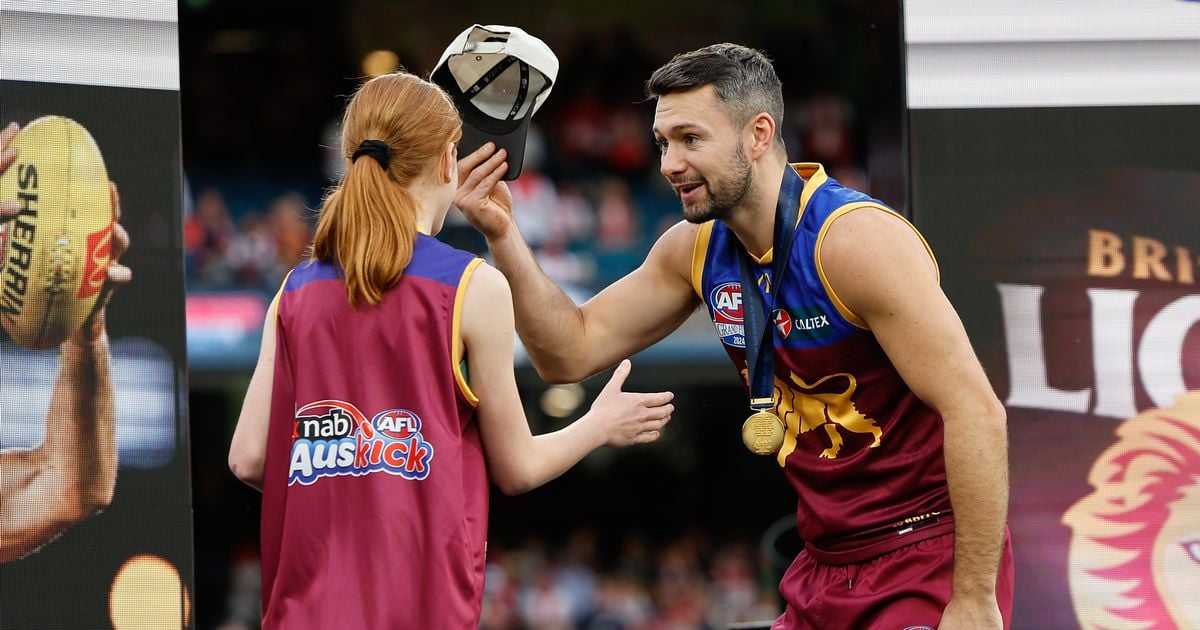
left=462, top=263, right=674, bottom=495
left=0, top=319, right=118, bottom=563
left=456, top=145, right=700, bottom=383
left=819, top=208, right=1008, bottom=630
left=0, top=178, right=129, bottom=563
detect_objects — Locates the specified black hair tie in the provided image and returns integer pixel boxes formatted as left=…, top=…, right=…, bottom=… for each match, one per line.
left=352, top=139, right=391, bottom=169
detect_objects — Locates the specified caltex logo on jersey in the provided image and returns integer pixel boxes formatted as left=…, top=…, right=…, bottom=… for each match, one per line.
left=773, top=305, right=835, bottom=344
left=773, top=308, right=792, bottom=338
left=709, top=282, right=746, bottom=347
left=288, top=400, right=435, bottom=486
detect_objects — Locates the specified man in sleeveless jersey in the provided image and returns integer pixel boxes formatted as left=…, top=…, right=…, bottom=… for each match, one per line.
left=457, top=44, right=1012, bottom=629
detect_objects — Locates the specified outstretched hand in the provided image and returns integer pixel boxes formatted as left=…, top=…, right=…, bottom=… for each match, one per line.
left=454, top=142, right=514, bottom=240
left=589, top=359, right=675, bottom=447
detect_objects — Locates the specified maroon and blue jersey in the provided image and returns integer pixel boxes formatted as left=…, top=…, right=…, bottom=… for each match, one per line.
left=692, top=163, right=954, bottom=564
left=259, top=234, right=486, bottom=629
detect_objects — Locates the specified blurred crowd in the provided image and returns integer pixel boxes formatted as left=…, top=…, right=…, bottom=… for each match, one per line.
left=214, top=530, right=783, bottom=630
left=184, top=188, right=313, bottom=293
left=184, top=90, right=867, bottom=296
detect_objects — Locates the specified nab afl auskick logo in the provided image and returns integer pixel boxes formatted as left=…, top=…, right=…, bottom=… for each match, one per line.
left=288, top=401, right=435, bottom=486
left=709, top=282, right=746, bottom=348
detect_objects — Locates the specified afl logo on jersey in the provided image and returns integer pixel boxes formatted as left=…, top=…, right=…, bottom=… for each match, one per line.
left=709, top=282, right=746, bottom=347
left=372, top=409, right=422, bottom=439
left=711, top=282, right=743, bottom=322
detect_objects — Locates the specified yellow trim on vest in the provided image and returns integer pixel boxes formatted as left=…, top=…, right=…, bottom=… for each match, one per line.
left=748, top=164, right=827, bottom=265
left=693, top=163, right=837, bottom=299
left=453, top=258, right=484, bottom=407
left=268, top=269, right=292, bottom=323
left=691, top=221, right=714, bottom=298
left=792, top=163, right=827, bottom=221
left=815, top=204, right=940, bottom=330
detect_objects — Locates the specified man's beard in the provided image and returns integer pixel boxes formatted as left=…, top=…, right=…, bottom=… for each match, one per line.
left=676, top=144, right=753, bottom=224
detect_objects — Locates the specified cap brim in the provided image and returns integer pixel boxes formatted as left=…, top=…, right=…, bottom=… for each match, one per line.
left=458, top=110, right=530, bottom=181
left=433, top=62, right=532, bottom=180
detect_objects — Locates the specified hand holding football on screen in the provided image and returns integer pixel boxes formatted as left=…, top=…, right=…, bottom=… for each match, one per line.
left=0, top=117, right=124, bottom=564
left=0, top=116, right=128, bottom=349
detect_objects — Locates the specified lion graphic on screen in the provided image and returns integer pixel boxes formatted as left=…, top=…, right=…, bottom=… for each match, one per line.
left=1063, top=391, right=1200, bottom=630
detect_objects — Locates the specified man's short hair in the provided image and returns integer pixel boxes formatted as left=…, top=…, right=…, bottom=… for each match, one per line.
left=646, top=43, right=785, bottom=147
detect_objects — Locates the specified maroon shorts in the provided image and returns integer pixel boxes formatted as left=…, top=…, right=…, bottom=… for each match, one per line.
left=771, top=529, right=1014, bottom=630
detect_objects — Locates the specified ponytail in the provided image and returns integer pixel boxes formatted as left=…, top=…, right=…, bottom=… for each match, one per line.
left=308, top=72, right=462, bottom=307
left=311, top=149, right=417, bottom=307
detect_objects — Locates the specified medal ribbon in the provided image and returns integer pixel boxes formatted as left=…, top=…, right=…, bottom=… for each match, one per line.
left=736, top=166, right=804, bottom=412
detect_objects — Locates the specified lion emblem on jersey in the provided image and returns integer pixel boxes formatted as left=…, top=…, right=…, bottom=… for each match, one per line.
left=1063, top=391, right=1200, bottom=630
left=742, top=368, right=883, bottom=462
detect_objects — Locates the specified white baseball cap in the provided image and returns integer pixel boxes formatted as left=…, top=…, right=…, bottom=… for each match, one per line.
left=432, top=24, right=558, bottom=180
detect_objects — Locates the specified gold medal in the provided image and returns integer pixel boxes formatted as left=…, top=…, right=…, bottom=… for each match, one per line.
left=742, top=410, right=785, bottom=455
